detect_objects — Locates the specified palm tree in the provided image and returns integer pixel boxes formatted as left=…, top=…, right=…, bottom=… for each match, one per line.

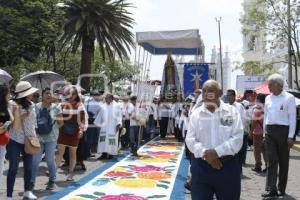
left=60, top=0, right=135, bottom=90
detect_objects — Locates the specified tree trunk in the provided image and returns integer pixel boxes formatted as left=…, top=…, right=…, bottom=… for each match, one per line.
left=52, top=46, right=57, bottom=72
left=80, top=33, right=95, bottom=90
left=109, top=82, right=113, bottom=93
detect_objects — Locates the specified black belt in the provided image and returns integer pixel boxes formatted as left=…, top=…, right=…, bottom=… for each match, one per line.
left=267, top=124, right=289, bottom=128
left=190, top=153, right=234, bottom=162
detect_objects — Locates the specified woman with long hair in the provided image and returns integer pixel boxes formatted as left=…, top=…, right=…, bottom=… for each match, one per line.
left=6, top=81, right=38, bottom=200
left=56, top=86, right=86, bottom=181
left=0, top=84, right=18, bottom=190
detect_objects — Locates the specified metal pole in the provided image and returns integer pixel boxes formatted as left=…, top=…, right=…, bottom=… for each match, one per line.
left=146, top=54, right=152, bottom=81
left=143, top=52, right=149, bottom=81
left=136, top=45, right=141, bottom=94
left=216, top=17, right=223, bottom=92
left=287, top=0, right=293, bottom=88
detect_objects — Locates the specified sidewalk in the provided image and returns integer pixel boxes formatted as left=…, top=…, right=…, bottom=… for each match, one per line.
left=0, top=153, right=112, bottom=200
left=185, top=148, right=300, bottom=200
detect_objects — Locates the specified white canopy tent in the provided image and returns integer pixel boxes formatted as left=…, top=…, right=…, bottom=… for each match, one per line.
left=134, top=29, right=205, bottom=93
left=136, top=29, right=204, bottom=55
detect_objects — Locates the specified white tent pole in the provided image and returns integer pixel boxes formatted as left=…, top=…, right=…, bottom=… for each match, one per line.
left=136, top=45, right=141, bottom=94
left=133, top=43, right=137, bottom=93
left=139, top=48, right=146, bottom=83
left=146, top=54, right=152, bottom=81
left=134, top=43, right=137, bottom=69
left=143, top=52, right=149, bottom=81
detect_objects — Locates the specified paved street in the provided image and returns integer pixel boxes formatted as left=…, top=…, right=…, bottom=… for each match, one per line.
left=0, top=154, right=109, bottom=200
left=1, top=147, right=300, bottom=200
left=185, top=148, right=300, bottom=200
left=240, top=149, right=300, bottom=200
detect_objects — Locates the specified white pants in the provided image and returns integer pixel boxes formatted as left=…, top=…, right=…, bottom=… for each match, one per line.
left=0, top=145, right=6, bottom=189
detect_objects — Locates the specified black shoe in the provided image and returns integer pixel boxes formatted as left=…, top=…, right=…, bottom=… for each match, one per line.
left=120, top=146, right=128, bottom=150
left=107, top=155, right=113, bottom=159
left=74, top=163, right=87, bottom=171
left=61, top=162, right=69, bottom=168
left=81, top=164, right=87, bottom=171
left=46, top=181, right=56, bottom=190
left=261, top=190, right=278, bottom=198
left=184, top=181, right=191, bottom=191
left=251, top=167, right=262, bottom=173
left=262, top=168, right=267, bottom=173
left=97, top=154, right=107, bottom=160
left=132, top=152, right=139, bottom=157
left=278, top=191, right=286, bottom=196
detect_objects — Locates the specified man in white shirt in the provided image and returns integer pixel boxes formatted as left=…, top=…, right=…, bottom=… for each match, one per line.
left=158, top=100, right=172, bottom=139
left=94, top=93, right=122, bottom=159
left=128, top=96, right=142, bottom=156
left=226, top=89, right=247, bottom=168
left=84, top=91, right=101, bottom=157
left=262, top=74, right=296, bottom=198
left=120, top=96, right=130, bottom=149
left=185, top=80, right=243, bottom=200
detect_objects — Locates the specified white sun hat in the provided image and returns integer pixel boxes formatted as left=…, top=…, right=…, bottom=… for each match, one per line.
left=15, top=81, right=39, bottom=99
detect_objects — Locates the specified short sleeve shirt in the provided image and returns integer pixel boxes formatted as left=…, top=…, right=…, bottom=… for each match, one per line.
left=35, top=103, right=62, bottom=143
left=251, top=107, right=264, bottom=135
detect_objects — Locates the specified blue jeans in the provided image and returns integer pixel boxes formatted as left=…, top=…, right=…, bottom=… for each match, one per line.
left=191, top=156, right=241, bottom=200
left=129, top=126, right=140, bottom=147
left=0, top=145, right=6, bottom=189
left=31, top=141, right=57, bottom=183
left=85, top=126, right=99, bottom=156
left=7, top=139, right=33, bottom=197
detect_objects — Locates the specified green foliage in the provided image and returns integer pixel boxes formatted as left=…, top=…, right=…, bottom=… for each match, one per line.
left=241, top=0, right=300, bottom=89
left=235, top=61, right=276, bottom=75
left=0, top=0, right=64, bottom=67
left=240, top=0, right=267, bottom=35
left=60, top=0, right=135, bottom=89
left=2, top=47, right=81, bottom=86
left=61, top=0, right=135, bottom=61
left=89, top=47, right=138, bottom=91
left=0, top=0, right=136, bottom=91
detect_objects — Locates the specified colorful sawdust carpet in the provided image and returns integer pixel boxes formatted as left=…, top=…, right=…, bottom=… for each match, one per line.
left=60, top=137, right=185, bottom=200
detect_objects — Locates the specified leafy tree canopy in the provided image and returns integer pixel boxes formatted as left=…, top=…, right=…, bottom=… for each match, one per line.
left=0, top=0, right=64, bottom=67
left=235, top=61, right=276, bottom=75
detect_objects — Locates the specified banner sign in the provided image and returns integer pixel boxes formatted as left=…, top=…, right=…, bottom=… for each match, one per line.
left=137, top=82, right=156, bottom=103
left=183, top=63, right=209, bottom=98
left=235, top=75, right=265, bottom=92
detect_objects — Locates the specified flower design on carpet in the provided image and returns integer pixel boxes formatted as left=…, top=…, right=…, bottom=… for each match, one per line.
left=137, top=172, right=172, bottom=180
left=105, top=171, right=134, bottom=177
left=129, top=165, right=162, bottom=172
left=62, top=137, right=185, bottom=200
left=71, top=192, right=167, bottom=200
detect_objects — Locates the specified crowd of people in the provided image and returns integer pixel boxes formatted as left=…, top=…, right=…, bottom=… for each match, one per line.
left=0, top=73, right=299, bottom=200
left=185, top=74, right=299, bottom=200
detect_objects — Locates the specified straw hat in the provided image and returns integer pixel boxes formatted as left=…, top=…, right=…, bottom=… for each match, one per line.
left=15, top=81, right=38, bottom=99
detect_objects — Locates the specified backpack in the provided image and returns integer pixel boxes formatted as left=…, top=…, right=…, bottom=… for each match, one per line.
left=62, top=102, right=80, bottom=135
left=63, top=120, right=79, bottom=135
left=36, top=107, right=53, bottom=135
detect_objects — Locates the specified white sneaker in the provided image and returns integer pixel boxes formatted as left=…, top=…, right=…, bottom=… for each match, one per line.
left=66, top=173, right=74, bottom=181
left=6, top=197, right=13, bottom=200
left=23, top=191, right=37, bottom=200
